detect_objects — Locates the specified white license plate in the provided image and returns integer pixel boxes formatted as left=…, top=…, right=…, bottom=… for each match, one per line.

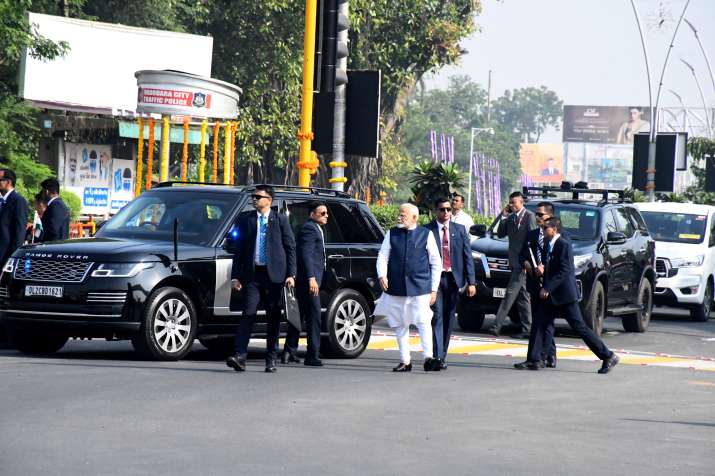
left=25, top=285, right=63, bottom=298
left=493, top=287, right=507, bottom=298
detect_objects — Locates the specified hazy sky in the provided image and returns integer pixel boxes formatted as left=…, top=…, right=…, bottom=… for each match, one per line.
left=428, top=0, right=715, bottom=141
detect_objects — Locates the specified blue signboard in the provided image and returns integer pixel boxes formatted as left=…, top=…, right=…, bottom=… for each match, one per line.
left=83, top=187, right=109, bottom=207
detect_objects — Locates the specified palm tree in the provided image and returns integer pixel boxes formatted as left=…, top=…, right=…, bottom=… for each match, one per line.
left=409, top=161, right=465, bottom=215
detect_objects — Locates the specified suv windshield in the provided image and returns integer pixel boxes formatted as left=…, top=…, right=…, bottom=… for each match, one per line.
left=639, top=211, right=707, bottom=244
left=96, top=191, right=237, bottom=245
left=487, top=203, right=600, bottom=241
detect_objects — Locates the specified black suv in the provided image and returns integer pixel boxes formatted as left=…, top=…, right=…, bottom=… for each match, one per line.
left=0, top=183, right=384, bottom=360
left=458, top=185, right=656, bottom=335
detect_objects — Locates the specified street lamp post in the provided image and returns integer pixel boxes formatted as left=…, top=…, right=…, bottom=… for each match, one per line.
left=681, top=59, right=713, bottom=139
left=467, top=127, right=495, bottom=211
left=684, top=19, right=715, bottom=96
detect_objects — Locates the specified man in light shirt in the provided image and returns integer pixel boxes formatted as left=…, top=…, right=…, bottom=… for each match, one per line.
left=374, top=203, right=442, bottom=372
left=450, top=193, right=475, bottom=237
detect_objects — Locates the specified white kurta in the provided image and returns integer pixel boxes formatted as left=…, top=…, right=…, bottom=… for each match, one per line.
left=373, top=228, right=442, bottom=328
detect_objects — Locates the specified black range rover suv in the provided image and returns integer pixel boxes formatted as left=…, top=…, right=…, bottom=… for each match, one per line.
left=0, top=183, right=384, bottom=360
left=458, top=184, right=656, bottom=335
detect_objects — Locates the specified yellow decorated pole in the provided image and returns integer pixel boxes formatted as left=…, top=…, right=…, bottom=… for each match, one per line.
left=160, top=115, right=170, bottom=183
left=199, top=119, right=208, bottom=182
left=223, top=122, right=231, bottom=184
left=181, top=117, right=189, bottom=182
left=212, top=121, right=220, bottom=183
left=229, top=121, right=237, bottom=185
left=146, top=117, right=155, bottom=190
left=297, top=0, right=318, bottom=188
left=135, top=117, right=144, bottom=196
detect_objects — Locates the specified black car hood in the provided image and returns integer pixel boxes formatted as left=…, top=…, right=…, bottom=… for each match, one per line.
left=15, top=238, right=213, bottom=262
left=471, top=234, right=598, bottom=257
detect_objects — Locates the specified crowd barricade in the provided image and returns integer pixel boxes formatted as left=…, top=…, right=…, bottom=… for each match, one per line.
left=69, top=221, right=97, bottom=239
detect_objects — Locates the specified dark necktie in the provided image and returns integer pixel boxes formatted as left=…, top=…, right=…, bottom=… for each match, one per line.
left=537, top=230, right=544, bottom=264
left=442, top=225, right=451, bottom=271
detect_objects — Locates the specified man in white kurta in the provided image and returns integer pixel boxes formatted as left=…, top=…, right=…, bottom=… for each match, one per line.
left=374, top=204, right=442, bottom=372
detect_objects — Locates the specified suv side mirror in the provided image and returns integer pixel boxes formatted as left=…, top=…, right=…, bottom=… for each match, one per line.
left=606, top=231, right=627, bottom=245
left=470, top=224, right=487, bottom=237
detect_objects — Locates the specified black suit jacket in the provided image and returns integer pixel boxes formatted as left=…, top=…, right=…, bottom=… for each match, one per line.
left=40, top=198, right=70, bottom=242
left=0, top=190, right=29, bottom=265
left=426, top=220, right=476, bottom=289
left=230, top=210, right=297, bottom=284
left=297, top=220, right=326, bottom=285
left=543, top=236, right=579, bottom=306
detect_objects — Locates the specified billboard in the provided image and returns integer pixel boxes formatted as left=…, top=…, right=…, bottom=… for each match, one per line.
left=563, top=106, right=652, bottom=144
left=519, top=144, right=564, bottom=184
left=19, top=13, right=213, bottom=114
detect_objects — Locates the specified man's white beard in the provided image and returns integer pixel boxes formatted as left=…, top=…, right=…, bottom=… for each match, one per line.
left=395, top=222, right=406, bottom=229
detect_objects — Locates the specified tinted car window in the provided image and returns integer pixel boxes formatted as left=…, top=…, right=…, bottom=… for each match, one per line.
left=626, top=207, right=648, bottom=233
left=97, top=191, right=235, bottom=245
left=614, top=207, right=635, bottom=237
left=710, top=215, right=715, bottom=247
left=640, top=211, right=707, bottom=244
left=525, top=203, right=600, bottom=241
left=285, top=200, right=341, bottom=243
left=328, top=202, right=380, bottom=243
left=603, top=209, right=618, bottom=235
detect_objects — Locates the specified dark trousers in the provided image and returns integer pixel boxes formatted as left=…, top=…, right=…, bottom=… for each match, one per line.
left=282, top=321, right=300, bottom=355
left=492, top=270, right=531, bottom=333
left=527, top=277, right=556, bottom=360
left=234, top=266, right=283, bottom=362
left=295, top=283, right=322, bottom=360
left=528, top=299, right=612, bottom=363
left=431, top=272, right=459, bottom=361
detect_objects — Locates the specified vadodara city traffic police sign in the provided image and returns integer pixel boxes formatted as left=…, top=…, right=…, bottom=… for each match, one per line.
left=135, top=70, right=241, bottom=119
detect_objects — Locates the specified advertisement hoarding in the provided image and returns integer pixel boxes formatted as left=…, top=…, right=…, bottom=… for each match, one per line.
left=519, top=144, right=565, bottom=184
left=563, top=105, right=652, bottom=144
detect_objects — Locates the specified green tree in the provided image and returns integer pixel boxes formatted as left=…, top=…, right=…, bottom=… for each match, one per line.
left=409, top=161, right=464, bottom=215
left=492, top=86, right=563, bottom=143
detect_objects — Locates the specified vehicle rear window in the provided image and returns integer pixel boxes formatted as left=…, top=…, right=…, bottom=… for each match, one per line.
left=96, top=191, right=237, bottom=245
left=639, top=211, right=706, bottom=244
left=525, top=203, right=600, bottom=241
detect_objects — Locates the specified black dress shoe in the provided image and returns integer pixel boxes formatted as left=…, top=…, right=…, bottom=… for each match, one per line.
left=226, top=355, right=246, bottom=372
left=304, top=358, right=324, bottom=367
left=598, top=354, right=620, bottom=374
left=265, top=359, right=278, bottom=373
left=489, top=327, right=501, bottom=337
left=545, top=355, right=557, bottom=368
left=514, top=360, right=541, bottom=370
left=280, top=351, right=301, bottom=364
left=423, top=358, right=441, bottom=372
left=393, top=362, right=412, bottom=372
left=438, top=359, right=448, bottom=370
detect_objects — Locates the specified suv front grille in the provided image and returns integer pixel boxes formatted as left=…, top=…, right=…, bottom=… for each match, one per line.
left=14, top=259, right=93, bottom=283
left=487, top=257, right=510, bottom=272
left=655, top=258, right=678, bottom=278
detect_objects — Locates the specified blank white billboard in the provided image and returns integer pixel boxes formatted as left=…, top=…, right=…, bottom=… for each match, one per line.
left=18, top=12, right=213, bottom=114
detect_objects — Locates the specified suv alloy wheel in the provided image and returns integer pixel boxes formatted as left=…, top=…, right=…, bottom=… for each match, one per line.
left=132, top=286, right=197, bottom=360
left=690, top=281, right=713, bottom=322
left=622, top=279, right=653, bottom=332
left=322, top=289, right=371, bottom=358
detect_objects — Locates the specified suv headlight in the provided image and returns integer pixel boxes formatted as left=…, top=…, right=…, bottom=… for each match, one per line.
left=91, top=262, right=154, bottom=278
left=2, top=258, right=16, bottom=274
left=472, top=251, right=484, bottom=260
left=670, top=255, right=705, bottom=268
left=573, top=253, right=593, bottom=269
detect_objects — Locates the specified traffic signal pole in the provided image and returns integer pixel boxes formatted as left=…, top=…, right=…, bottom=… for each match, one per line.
left=298, top=0, right=318, bottom=188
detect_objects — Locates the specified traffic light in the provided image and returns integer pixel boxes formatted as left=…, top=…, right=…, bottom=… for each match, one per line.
left=316, top=0, right=349, bottom=93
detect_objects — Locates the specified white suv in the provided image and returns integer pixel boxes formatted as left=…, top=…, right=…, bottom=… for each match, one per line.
left=636, top=202, right=715, bottom=321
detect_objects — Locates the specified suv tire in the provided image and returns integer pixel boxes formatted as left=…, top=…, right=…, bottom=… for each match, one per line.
left=132, top=286, right=197, bottom=361
left=583, top=281, right=606, bottom=335
left=10, top=325, right=68, bottom=354
left=457, top=299, right=485, bottom=332
left=690, top=281, right=713, bottom=322
left=322, top=289, right=371, bottom=358
left=622, top=279, right=653, bottom=332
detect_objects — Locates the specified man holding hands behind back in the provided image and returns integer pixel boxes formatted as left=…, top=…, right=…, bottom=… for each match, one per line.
left=427, top=198, right=476, bottom=370
left=293, top=201, right=329, bottom=367
left=374, top=203, right=442, bottom=372
left=226, top=185, right=296, bottom=373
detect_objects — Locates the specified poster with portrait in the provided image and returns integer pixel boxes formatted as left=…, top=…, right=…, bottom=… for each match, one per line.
left=109, top=159, right=135, bottom=212
left=562, top=106, right=652, bottom=144
left=519, top=144, right=565, bottom=184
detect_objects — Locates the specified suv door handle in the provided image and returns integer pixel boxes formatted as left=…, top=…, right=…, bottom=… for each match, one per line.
left=328, top=254, right=345, bottom=259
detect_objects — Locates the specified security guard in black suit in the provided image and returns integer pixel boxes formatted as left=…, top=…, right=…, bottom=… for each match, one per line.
left=39, top=177, right=70, bottom=242
left=226, top=185, right=297, bottom=373
left=0, top=168, right=29, bottom=266
left=291, top=201, right=328, bottom=367
left=520, top=217, right=619, bottom=374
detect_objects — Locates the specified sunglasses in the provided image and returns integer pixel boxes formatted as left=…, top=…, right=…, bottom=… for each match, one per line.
left=438, top=207, right=452, bottom=212
left=316, top=211, right=329, bottom=216
left=252, top=194, right=269, bottom=200
left=535, top=212, right=550, bottom=217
